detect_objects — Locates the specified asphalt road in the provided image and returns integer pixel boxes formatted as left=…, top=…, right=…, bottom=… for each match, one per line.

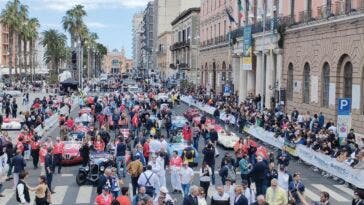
left=0, top=94, right=355, bottom=205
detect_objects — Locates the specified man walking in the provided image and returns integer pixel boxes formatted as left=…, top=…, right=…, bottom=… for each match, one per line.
left=138, top=165, right=160, bottom=197
left=116, top=137, right=127, bottom=178
left=53, top=137, right=64, bottom=174
left=169, top=150, right=182, bottom=193
left=12, top=149, right=26, bottom=189
left=15, top=171, right=30, bottom=205
left=179, top=162, right=194, bottom=197
left=45, top=147, right=55, bottom=193
left=127, top=155, right=144, bottom=195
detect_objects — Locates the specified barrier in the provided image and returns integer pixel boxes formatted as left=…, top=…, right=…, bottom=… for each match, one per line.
left=296, top=144, right=364, bottom=188
left=244, top=125, right=285, bottom=149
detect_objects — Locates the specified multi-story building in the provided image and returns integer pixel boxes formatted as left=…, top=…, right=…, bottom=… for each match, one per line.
left=141, top=2, right=156, bottom=76
left=199, top=0, right=237, bottom=94
left=0, top=23, right=11, bottom=75
left=102, top=48, right=133, bottom=74
left=170, top=8, right=200, bottom=84
left=281, top=0, right=364, bottom=134
left=156, top=31, right=173, bottom=80
left=132, top=12, right=144, bottom=71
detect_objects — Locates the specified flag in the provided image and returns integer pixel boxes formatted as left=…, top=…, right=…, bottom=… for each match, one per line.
left=237, top=0, right=243, bottom=20
left=225, top=8, right=236, bottom=24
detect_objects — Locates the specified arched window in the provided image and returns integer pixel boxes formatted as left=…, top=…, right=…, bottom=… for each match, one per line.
left=287, top=63, right=294, bottom=101
left=344, top=62, right=353, bottom=98
left=322, top=62, right=330, bottom=107
left=303, top=63, right=311, bottom=103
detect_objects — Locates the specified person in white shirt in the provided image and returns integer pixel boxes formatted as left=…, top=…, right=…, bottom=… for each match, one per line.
left=138, top=165, right=160, bottom=197
left=149, top=137, right=162, bottom=155
left=211, top=186, right=230, bottom=204
left=179, top=162, right=194, bottom=197
left=156, top=153, right=166, bottom=187
left=224, top=178, right=235, bottom=205
left=153, top=186, right=174, bottom=205
left=277, top=165, right=291, bottom=192
left=160, top=136, right=168, bottom=151
left=242, top=180, right=256, bottom=204
left=169, top=151, right=183, bottom=193
left=199, top=162, right=212, bottom=198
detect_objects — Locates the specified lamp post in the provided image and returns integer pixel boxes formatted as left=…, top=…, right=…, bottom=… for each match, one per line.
left=259, top=0, right=267, bottom=112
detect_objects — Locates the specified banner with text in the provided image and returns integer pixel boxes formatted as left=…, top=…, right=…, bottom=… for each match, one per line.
left=243, top=25, right=252, bottom=70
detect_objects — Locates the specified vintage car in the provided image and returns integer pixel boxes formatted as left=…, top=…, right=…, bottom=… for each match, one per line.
left=156, top=93, right=172, bottom=107
left=80, top=107, right=92, bottom=114
left=217, top=130, right=240, bottom=149
left=183, top=108, right=200, bottom=121
left=1, top=118, right=21, bottom=130
left=171, top=116, right=188, bottom=131
left=192, top=116, right=215, bottom=125
left=61, top=140, right=83, bottom=165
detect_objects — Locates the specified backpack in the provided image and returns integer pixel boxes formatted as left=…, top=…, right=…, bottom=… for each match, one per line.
left=227, top=165, right=236, bottom=182
left=143, top=173, right=155, bottom=197
left=185, top=149, right=194, bottom=160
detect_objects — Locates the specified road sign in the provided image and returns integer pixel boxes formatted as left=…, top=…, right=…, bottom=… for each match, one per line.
left=337, top=98, right=351, bottom=115
left=223, top=85, right=231, bottom=96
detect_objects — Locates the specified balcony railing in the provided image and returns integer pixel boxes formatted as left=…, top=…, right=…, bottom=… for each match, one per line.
left=298, top=10, right=313, bottom=23
left=200, top=35, right=228, bottom=48
left=170, top=39, right=190, bottom=51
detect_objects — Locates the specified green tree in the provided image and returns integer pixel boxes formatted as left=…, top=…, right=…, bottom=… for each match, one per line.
left=24, top=18, right=40, bottom=80
left=62, top=4, right=87, bottom=49
left=41, top=29, right=67, bottom=83
left=18, top=4, right=29, bottom=76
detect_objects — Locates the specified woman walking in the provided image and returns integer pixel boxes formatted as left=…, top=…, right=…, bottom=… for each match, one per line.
left=29, top=175, right=51, bottom=205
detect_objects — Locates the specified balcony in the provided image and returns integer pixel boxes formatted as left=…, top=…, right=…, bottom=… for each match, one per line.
left=201, top=35, right=228, bottom=48
left=178, top=63, right=189, bottom=70
left=298, top=10, right=313, bottom=23
left=170, top=39, right=190, bottom=51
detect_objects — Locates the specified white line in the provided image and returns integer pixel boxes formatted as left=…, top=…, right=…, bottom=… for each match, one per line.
left=129, top=183, right=133, bottom=198
left=312, top=184, right=350, bottom=202
left=1, top=189, right=15, bottom=205
left=75, top=186, right=93, bottom=204
left=60, top=174, right=73, bottom=177
left=52, top=186, right=68, bottom=205
left=304, top=188, right=320, bottom=202
left=333, top=185, right=354, bottom=196
left=29, top=189, right=36, bottom=205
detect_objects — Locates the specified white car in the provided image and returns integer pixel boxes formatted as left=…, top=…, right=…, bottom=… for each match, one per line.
left=218, top=130, right=240, bottom=148
left=1, top=118, right=21, bottom=130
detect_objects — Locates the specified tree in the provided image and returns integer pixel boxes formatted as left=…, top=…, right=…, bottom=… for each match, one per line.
left=1, top=0, right=21, bottom=80
left=24, top=18, right=40, bottom=80
left=18, top=4, right=29, bottom=76
left=41, top=29, right=67, bottom=83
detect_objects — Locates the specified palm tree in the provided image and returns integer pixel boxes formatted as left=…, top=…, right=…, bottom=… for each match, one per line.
left=41, top=29, right=67, bottom=83
left=1, top=0, right=21, bottom=81
left=84, top=32, right=98, bottom=78
left=18, top=4, right=29, bottom=76
left=25, top=18, right=40, bottom=80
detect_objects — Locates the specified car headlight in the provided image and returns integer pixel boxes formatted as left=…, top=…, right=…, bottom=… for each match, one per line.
left=100, top=166, right=105, bottom=172
left=85, top=166, right=89, bottom=171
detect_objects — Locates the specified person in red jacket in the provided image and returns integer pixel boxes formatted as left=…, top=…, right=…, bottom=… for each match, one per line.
left=53, top=137, right=64, bottom=174
left=30, top=137, right=40, bottom=169
left=182, top=122, right=192, bottom=142
left=143, top=138, right=150, bottom=164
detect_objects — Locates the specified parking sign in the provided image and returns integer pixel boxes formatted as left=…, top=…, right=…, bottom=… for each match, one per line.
left=337, top=98, right=351, bottom=115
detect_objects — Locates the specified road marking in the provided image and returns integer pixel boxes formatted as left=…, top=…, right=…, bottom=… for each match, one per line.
left=334, top=185, right=354, bottom=196
left=60, top=174, right=73, bottom=177
left=75, top=185, right=93, bottom=204
left=29, top=189, right=36, bottom=205
left=52, top=186, right=68, bottom=204
left=304, top=188, right=320, bottom=202
left=1, top=188, right=14, bottom=205
left=129, top=183, right=133, bottom=198
left=312, top=184, right=350, bottom=202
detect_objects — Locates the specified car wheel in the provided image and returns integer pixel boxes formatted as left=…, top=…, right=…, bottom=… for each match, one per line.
left=76, top=172, right=87, bottom=186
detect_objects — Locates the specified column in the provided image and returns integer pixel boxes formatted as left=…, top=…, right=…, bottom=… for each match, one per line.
left=254, top=51, right=262, bottom=96
left=274, top=49, right=283, bottom=91
left=265, top=50, right=275, bottom=109
left=239, top=57, right=247, bottom=102
left=247, top=70, right=255, bottom=96
left=232, top=56, right=240, bottom=93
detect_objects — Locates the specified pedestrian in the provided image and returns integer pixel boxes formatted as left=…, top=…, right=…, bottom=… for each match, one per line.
left=239, top=155, right=251, bottom=187
left=202, top=141, right=215, bottom=185
left=179, top=162, right=194, bottom=197
left=116, top=187, right=131, bottom=205
left=199, top=162, right=211, bottom=199
left=12, top=149, right=26, bottom=189
left=182, top=122, right=192, bottom=143
left=252, top=156, right=268, bottom=196
left=12, top=98, right=18, bottom=118
left=277, top=165, right=292, bottom=193
left=181, top=142, right=196, bottom=167
left=28, top=175, right=51, bottom=205
left=39, top=144, right=47, bottom=175
left=169, top=150, right=182, bottom=194
left=0, top=141, right=7, bottom=197
left=251, top=195, right=269, bottom=205
left=277, top=147, right=291, bottom=167
left=192, top=122, right=200, bottom=150
left=115, top=137, right=127, bottom=178
left=5, top=99, right=10, bottom=118
left=233, top=185, right=249, bottom=205
left=266, top=178, right=288, bottom=205
left=288, top=172, right=305, bottom=205
left=182, top=185, right=199, bottom=205
left=53, top=137, right=64, bottom=174
left=110, top=168, right=122, bottom=198
left=94, top=186, right=113, bottom=205
left=137, top=165, right=160, bottom=197
left=153, top=186, right=174, bottom=204
left=15, top=171, right=30, bottom=205
left=219, top=158, right=236, bottom=185
left=224, top=178, right=235, bottom=205
left=6, top=138, right=15, bottom=181
left=132, top=186, right=147, bottom=205
left=242, top=180, right=256, bottom=205
left=97, top=168, right=112, bottom=195
left=30, top=135, right=40, bottom=169
left=44, top=147, right=55, bottom=193
left=127, top=155, right=143, bottom=196
left=79, top=140, right=90, bottom=167
left=211, top=185, right=230, bottom=205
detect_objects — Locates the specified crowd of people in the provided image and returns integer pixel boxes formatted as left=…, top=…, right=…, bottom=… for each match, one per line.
left=0, top=80, right=364, bottom=205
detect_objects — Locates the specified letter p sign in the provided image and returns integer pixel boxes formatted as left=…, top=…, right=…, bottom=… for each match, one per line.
left=338, top=98, right=351, bottom=115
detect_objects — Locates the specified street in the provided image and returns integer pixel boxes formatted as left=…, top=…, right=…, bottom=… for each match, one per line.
left=0, top=98, right=354, bottom=205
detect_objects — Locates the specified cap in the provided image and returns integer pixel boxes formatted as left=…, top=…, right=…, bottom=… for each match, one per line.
left=160, top=186, right=168, bottom=193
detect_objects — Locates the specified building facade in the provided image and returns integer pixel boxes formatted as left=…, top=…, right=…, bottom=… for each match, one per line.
left=102, top=49, right=133, bottom=74
left=156, top=31, right=174, bottom=81
left=282, top=0, right=364, bottom=134
left=171, top=8, right=200, bottom=84
left=132, top=12, right=144, bottom=71
left=199, top=0, right=237, bottom=94
left=141, top=2, right=156, bottom=76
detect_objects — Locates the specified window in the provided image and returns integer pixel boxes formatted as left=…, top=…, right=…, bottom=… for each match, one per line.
left=290, top=0, right=295, bottom=18
left=214, top=24, right=216, bottom=38
left=345, top=0, right=351, bottom=13
left=112, top=59, right=119, bottom=67
left=182, top=30, right=186, bottom=42
left=344, top=62, right=353, bottom=98
left=178, top=31, right=181, bottom=42
left=187, top=27, right=191, bottom=40
left=287, top=63, right=294, bottom=101
left=224, top=20, right=226, bottom=35
left=210, top=26, right=213, bottom=39
left=218, top=23, right=221, bottom=36
left=322, top=63, right=330, bottom=107
left=303, top=63, right=310, bottom=104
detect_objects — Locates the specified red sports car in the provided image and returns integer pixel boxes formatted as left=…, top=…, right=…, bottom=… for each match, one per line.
left=192, top=116, right=215, bottom=125
left=183, top=108, right=200, bottom=121
left=61, top=140, right=83, bottom=165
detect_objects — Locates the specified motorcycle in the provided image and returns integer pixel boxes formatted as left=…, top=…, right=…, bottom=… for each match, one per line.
left=76, top=151, right=115, bottom=186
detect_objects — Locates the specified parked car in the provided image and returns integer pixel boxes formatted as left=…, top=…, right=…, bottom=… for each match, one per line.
left=61, top=140, right=83, bottom=165
left=183, top=108, right=200, bottom=121
left=1, top=118, right=21, bottom=130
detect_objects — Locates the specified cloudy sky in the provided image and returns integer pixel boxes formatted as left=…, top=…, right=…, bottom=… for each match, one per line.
left=0, top=0, right=150, bottom=58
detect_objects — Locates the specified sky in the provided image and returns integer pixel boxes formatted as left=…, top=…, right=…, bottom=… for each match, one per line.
left=0, top=0, right=150, bottom=58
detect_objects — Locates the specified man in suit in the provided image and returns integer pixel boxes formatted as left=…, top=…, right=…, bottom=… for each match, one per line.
left=233, top=185, right=248, bottom=205
left=45, top=147, right=55, bottom=193
left=183, top=185, right=199, bottom=205
left=12, top=149, right=26, bottom=189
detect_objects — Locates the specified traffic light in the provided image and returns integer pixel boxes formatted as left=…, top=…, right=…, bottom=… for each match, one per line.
left=72, top=51, right=77, bottom=70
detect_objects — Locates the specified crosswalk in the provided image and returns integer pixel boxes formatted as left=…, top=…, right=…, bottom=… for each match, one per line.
left=0, top=182, right=353, bottom=205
